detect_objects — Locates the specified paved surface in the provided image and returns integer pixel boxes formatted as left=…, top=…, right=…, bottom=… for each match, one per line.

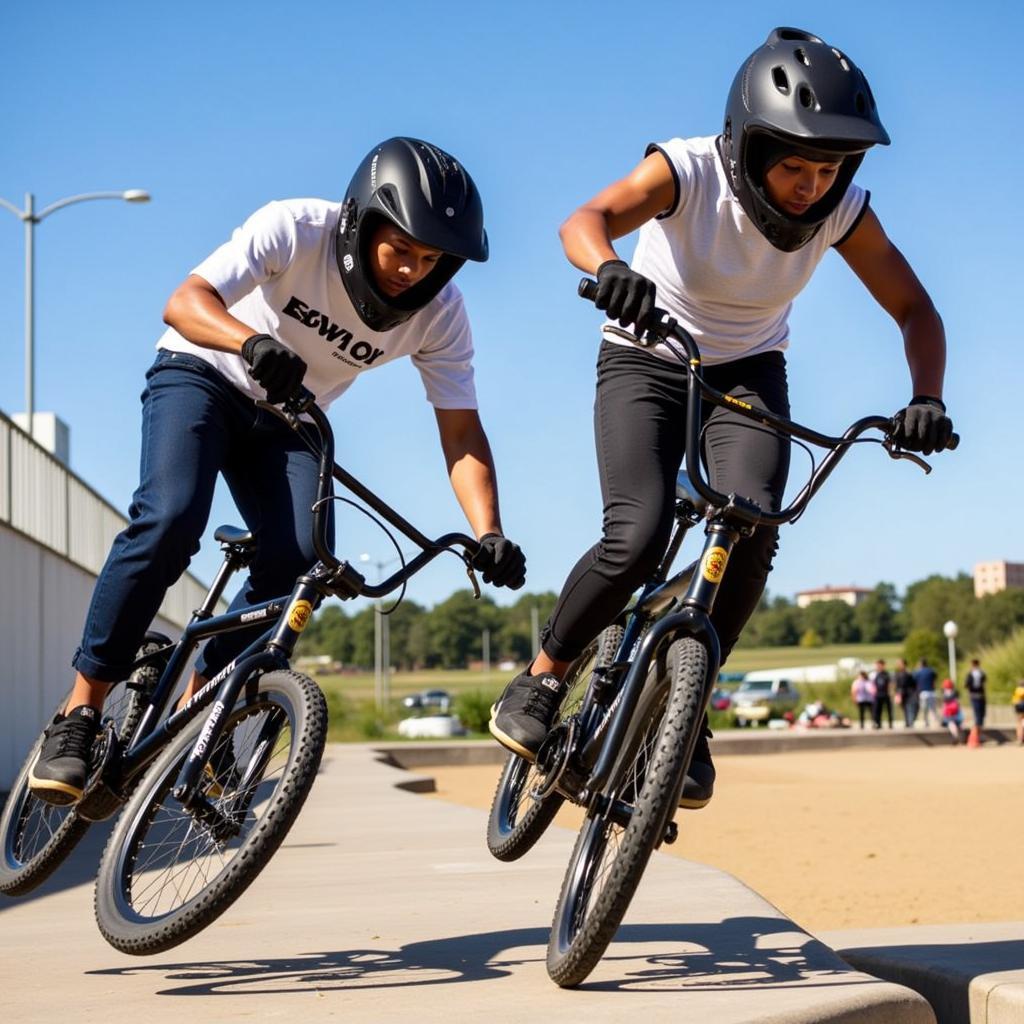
left=0, top=744, right=946, bottom=1022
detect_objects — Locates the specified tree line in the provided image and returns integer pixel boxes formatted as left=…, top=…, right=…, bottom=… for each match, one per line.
left=297, top=590, right=559, bottom=670
left=739, top=574, right=1024, bottom=658
left=297, top=573, right=1024, bottom=670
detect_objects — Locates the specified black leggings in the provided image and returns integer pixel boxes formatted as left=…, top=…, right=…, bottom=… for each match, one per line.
left=541, top=342, right=791, bottom=665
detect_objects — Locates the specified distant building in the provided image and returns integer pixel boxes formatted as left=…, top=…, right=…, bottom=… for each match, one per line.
left=795, top=585, right=872, bottom=609
left=973, top=560, right=1024, bottom=599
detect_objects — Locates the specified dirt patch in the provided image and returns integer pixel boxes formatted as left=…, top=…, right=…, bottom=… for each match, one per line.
left=424, top=744, right=1024, bottom=931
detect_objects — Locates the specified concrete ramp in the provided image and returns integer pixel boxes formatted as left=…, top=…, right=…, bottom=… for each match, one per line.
left=826, top=923, right=1024, bottom=1024
left=0, top=744, right=933, bottom=1022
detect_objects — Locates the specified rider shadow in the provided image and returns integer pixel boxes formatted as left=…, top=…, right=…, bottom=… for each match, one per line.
left=86, top=917, right=863, bottom=996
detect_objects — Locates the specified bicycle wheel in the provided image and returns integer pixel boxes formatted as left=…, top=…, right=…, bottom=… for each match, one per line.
left=0, top=639, right=162, bottom=898
left=546, top=635, right=708, bottom=987
left=486, top=625, right=624, bottom=862
left=94, top=670, right=327, bottom=955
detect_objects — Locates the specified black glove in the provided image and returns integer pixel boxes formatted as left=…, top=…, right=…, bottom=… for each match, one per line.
left=892, top=396, right=953, bottom=455
left=594, top=259, right=657, bottom=331
left=472, top=533, right=526, bottom=589
left=241, top=334, right=307, bottom=404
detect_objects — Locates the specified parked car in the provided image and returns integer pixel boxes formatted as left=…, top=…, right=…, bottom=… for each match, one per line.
left=730, top=678, right=800, bottom=726
left=401, top=688, right=452, bottom=713
left=710, top=687, right=733, bottom=711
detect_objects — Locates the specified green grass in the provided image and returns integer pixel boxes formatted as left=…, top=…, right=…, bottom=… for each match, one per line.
left=313, top=670, right=508, bottom=742
left=724, top=642, right=904, bottom=674
left=312, top=667, right=509, bottom=705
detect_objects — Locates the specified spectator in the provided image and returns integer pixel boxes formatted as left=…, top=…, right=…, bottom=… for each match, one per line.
left=914, top=658, right=939, bottom=728
left=871, top=658, right=893, bottom=729
left=941, top=680, right=963, bottom=745
left=797, top=700, right=849, bottom=729
left=893, top=657, right=917, bottom=728
left=963, top=658, right=987, bottom=733
left=1012, top=679, right=1024, bottom=746
left=851, top=670, right=875, bottom=729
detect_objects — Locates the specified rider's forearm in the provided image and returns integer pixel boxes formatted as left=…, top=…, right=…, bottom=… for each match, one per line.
left=163, top=275, right=256, bottom=354
left=436, top=410, right=503, bottom=538
left=559, top=208, right=619, bottom=274
left=901, top=301, right=946, bottom=399
left=448, top=451, right=503, bottom=539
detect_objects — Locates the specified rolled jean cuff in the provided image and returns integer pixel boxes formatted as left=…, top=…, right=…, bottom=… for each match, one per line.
left=71, top=646, right=136, bottom=684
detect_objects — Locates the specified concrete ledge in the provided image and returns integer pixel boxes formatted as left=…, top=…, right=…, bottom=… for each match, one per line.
left=377, top=726, right=1013, bottom=770
left=825, top=923, right=1024, bottom=1024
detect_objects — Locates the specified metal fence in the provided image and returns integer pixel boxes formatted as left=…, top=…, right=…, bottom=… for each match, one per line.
left=0, top=410, right=216, bottom=627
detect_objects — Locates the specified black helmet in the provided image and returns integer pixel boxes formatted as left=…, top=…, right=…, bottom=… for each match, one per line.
left=721, top=27, right=890, bottom=252
left=337, top=137, right=488, bottom=331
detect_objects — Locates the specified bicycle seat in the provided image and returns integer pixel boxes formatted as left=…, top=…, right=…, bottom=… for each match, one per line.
left=214, top=525, right=255, bottom=550
left=675, top=471, right=709, bottom=515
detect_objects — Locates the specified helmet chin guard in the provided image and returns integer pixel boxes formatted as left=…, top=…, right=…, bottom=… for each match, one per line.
left=720, top=28, right=889, bottom=252
left=337, top=137, right=488, bottom=332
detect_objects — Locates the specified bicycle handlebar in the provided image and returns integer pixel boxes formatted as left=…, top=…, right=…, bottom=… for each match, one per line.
left=578, top=277, right=958, bottom=527
left=263, top=393, right=481, bottom=600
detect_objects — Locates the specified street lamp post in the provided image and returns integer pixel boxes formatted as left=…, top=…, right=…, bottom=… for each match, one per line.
left=943, top=620, right=959, bottom=684
left=360, top=552, right=412, bottom=710
left=0, top=189, right=150, bottom=439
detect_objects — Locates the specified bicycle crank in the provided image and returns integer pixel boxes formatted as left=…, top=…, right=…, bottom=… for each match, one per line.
left=533, top=718, right=587, bottom=801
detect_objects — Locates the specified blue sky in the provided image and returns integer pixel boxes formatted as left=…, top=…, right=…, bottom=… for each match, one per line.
left=0, top=1, right=1019, bottom=614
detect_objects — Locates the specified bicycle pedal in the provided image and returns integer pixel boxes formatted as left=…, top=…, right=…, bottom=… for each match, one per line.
left=660, top=820, right=679, bottom=846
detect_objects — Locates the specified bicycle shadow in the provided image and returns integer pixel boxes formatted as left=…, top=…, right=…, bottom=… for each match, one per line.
left=87, top=917, right=870, bottom=996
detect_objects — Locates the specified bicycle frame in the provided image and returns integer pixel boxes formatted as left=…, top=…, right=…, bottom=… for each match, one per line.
left=85, top=392, right=480, bottom=821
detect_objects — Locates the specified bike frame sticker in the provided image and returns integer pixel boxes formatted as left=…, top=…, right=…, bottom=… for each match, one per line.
left=702, top=546, right=729, bottom=583
left=287, top=599, right=314, bottom=632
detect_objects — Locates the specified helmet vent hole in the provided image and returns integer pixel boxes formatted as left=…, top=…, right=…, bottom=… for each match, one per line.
left=797, top=85, right=816, bottom=109
left=795, top=47, right=810, bottom=66
left=832, top=47, right=851, bottom=72
left=855, top=92, right=867, bottom=114
left=772, top=66, right=790, bottom=94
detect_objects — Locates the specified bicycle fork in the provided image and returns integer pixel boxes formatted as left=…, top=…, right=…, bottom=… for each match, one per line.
left=581, top=521, right=745, bottom=829
left=170, top=570, right=330, bottom=835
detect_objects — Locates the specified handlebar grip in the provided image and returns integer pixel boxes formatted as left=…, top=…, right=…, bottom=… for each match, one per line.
left=284, top=386, right=316, bottom=414
left=946, top=432, right=960, bottom=452
left=578, top=277, right=599, bottom=302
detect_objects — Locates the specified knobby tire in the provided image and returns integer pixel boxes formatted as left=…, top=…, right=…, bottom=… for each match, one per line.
left=546, top=635, right=708, bottom=987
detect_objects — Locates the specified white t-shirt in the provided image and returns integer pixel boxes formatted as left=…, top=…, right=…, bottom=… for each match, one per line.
left=157, top=198, right=478, bottom=410
left=602, top=135, right=869, bottom=365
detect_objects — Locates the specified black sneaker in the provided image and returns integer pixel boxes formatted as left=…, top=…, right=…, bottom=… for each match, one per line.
left=679, top=720, right=715, bottom=810
left=28, top=706, right=100, bottom=806
left=489, top=670, right=565, bottom=761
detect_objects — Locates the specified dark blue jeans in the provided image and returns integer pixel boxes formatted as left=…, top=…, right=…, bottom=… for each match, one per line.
left=73, top=350, right=330, bottom=683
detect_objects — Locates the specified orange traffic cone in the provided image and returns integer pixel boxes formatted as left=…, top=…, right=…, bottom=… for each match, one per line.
left=967, top=725, right=981, bottom=748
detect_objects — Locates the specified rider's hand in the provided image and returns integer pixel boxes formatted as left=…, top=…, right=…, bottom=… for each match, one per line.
left=892, top=396, right=953, bottom=455
left=241, top=334, right=308, bottom=404
left=472, top=533, right=526, bottom=590
left=594, top=260, right=657, bottom=331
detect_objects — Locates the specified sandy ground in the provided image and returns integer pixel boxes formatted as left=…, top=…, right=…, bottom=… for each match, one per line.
left=424, top=743, right=1024, bottom=932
